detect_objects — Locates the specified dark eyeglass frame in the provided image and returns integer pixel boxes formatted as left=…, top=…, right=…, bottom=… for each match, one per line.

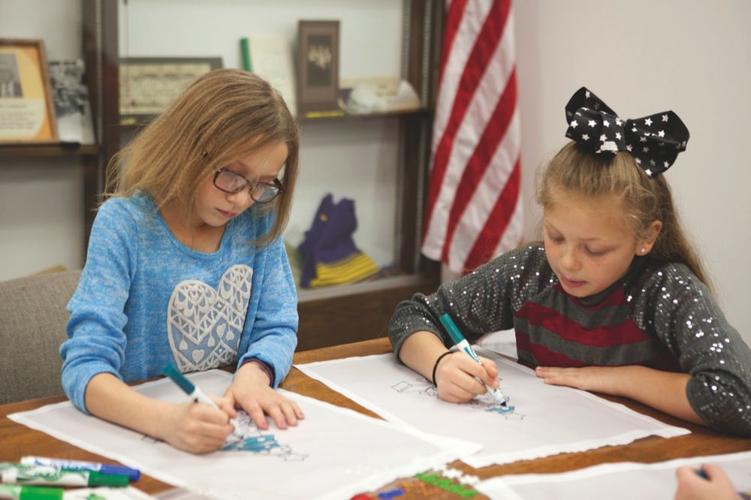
left=212, top=168, right=285, bottom=203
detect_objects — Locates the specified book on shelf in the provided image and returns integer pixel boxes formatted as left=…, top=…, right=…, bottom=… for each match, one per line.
left=48, top=59, right=96, bottom=145
left=240, top=35, right=297, bottom=117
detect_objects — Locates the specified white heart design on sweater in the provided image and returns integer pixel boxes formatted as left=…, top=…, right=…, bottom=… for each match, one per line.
left=167, top=265, right=253, bottom=371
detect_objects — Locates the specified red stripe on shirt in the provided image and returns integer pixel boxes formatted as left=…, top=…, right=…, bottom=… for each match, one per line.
left=515, top=331, right=587, bottom=367
left=516, top=301, right=650, bottom=347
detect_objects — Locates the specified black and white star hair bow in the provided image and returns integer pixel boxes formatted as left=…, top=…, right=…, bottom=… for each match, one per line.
left=564, top=87, right=690, bottom=177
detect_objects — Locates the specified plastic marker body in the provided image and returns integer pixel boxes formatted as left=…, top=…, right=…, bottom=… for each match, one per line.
left=0, top=463, right=128, bottom=488
left=20, top=457, right=139, bottom=482
left=163, top=364, right=219, bottom=409
left=0, top=483, right=65, bottom=500
left=438, top=313, right=509, bottom=406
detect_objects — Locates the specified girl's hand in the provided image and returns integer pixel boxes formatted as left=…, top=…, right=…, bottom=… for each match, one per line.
left=434, top=352, right=499, bottom=403
left=225, top=361, right=304, bottom=430
left=534, top=365, right=625, bottom=394
left=158, top=400, right=234, bottom=454
left=674, top=464, right=738, bottom=500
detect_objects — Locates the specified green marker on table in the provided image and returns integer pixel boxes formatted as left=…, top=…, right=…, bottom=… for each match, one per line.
left=438, top=313, right=509, bottom=406
left=0, top=483, right=64, bottom=500
left=0, top=463, right=128, bottom=488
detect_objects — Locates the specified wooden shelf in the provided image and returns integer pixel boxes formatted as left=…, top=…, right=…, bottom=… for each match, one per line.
left=298, top=107, right=428, bottom=123
left=117, top=108, right=428, bottom=129
left=0, top=143, right=99, bottom=157
left=298, top=273, right=432, bottom=303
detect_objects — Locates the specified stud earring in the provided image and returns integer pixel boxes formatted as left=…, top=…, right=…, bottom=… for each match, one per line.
left=640, top=247, right=647, bottom=255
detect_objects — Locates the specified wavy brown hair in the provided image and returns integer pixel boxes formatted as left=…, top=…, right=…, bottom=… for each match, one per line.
left=105, top=69, right=299, bottom=245
left=537, top=141, right=711, bottom=289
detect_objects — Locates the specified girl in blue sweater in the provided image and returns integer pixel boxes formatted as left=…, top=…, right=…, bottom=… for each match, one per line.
left=61, top=69, right=302, bottom=453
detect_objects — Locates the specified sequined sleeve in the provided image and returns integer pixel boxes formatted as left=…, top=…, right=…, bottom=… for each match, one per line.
left=388, top=244, right=554, bottom=358
left=633, top=263, right=751, bottom=436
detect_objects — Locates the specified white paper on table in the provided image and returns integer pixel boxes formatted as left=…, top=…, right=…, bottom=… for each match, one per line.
left=10, top=370, right=480, bottom=500
left=296, top=354, right=689, bottom=468
left=476, top=450, right=751, bottom=500
left=476, top=329, right=518, bottom=360
left=63, top=486, right=155, bottom=499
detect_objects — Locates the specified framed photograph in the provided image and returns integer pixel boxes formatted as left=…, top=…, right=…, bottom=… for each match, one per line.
left=0, top=38, right=58, bottom=143
left=119, top=57, right=223, bottom=126
left=297, top=20, right=340, bottom=116
left=48, top=59, right=96, bottom=145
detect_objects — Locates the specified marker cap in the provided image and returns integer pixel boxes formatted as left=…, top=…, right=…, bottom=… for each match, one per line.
left=99, top=464, right=140, bottom=481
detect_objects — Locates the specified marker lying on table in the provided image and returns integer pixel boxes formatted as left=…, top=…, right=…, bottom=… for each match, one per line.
left=0, top=483, right=64, bottom=500
left=0, top=463, right=129, bottom=488
left=163, top=364, right=219, bottom=409
left=19, top=457, right=139, bottom=482
left=438, top=313, right=509, bottom=406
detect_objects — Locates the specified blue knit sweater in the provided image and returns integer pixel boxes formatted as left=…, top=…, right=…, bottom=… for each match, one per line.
left=61, top=194, right=298, bottom=412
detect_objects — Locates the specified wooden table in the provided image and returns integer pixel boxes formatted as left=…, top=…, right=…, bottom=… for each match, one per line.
left=2, top=337, right=750, bottom=496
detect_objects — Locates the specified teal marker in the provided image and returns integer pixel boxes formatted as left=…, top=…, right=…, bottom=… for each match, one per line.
left=438, top=313, right=508, bottom=406
left=163, top=364, right=219, bottom=409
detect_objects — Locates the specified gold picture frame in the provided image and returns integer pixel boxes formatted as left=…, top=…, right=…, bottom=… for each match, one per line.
left=119, top=57, right=223, bottom=126
left=0, top=38, right=58, bottom=143
left=297, top=20, right=340, bottom=116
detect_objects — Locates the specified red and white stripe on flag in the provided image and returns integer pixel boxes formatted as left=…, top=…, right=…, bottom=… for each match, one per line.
left=422, top=0, right=523, bottom=274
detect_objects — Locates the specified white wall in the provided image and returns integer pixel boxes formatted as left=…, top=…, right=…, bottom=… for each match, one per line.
left=1, top=0, right=749, bottom=343
left=116, top=0, right=404, bottom=268
left=0, top=0, right=85, bottom=278
left=514, top=1, right=751, bottom=340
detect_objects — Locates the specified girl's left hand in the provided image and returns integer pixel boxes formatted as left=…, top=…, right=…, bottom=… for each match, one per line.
left=534, top=365, right=625, bottom=394
left=224, top=362, right=305, bottom=431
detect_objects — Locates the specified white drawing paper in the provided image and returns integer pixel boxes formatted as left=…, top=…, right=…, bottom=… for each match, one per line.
left=9, top=370, right=479, bottom=500
left=296, top=353, right=690, bottom=467
left=476, top=450, right=751, bottom=500
left=476, top=329, right=518, bottom=360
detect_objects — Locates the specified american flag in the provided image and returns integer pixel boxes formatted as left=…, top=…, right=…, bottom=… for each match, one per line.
left=422, top=0, right=523, bottom=274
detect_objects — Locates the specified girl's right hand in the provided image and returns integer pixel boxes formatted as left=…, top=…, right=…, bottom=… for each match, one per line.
left=159, top=401, right=234, bottom=454
left=434, top=352, right=499, bottom=403
left=674, top=464, right=738, bottom=500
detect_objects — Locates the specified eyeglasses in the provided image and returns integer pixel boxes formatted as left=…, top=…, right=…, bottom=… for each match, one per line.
left=212, top=168, right=284, bottom=203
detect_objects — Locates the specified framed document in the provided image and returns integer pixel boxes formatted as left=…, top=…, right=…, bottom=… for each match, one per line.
left=297, top=20, right=340, bottom=116
left=0, top=38, right=58, bottom=143
left=119, top=57, right=223, bottom=126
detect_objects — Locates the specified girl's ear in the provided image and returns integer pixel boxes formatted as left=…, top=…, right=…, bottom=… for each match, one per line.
left=636, top=220, right=663, bottom=256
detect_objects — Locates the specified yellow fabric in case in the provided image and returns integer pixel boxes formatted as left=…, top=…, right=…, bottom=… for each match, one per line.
left=309, top=252, right=379, bottom=287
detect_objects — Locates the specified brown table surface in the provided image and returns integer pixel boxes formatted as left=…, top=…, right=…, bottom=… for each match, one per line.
left=2, top=337, right=750, bottom=495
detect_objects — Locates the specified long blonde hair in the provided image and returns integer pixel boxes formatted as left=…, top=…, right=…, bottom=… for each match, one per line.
left=106, top=69, right=299, bottom=245
left=537, top=142, right=711, bottom=288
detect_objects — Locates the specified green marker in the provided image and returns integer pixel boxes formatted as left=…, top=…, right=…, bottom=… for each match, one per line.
left=0, top=463, right=128, bottom=488
left=0, top=484, right=65, bottom=500
left=0, top=483, right=64, bottom=499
